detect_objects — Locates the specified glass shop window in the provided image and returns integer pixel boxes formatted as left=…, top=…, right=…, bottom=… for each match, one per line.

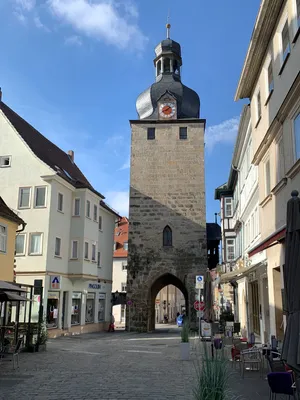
left=71, top=292, right=82, bottom=325
left=46, top=292, right=59, bottom=328
left=98, top=294, right=106, bottom=322
left=85, top=293, right=95, bottom=324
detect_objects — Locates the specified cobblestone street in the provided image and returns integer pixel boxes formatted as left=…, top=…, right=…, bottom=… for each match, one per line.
left=0, top=328, right=271, bottom=400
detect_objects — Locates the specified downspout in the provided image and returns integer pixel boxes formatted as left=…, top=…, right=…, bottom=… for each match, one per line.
left=16, top=222, right=26, bottom=233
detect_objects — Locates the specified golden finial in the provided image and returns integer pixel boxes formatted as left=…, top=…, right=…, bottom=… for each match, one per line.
left=166, top=11, right=171, bottom=39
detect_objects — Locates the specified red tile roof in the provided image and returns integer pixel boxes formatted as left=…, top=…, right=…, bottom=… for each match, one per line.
left=113, top=217, right=128, bottom=258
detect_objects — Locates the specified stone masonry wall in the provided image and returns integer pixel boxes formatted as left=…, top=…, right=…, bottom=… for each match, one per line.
left=126, top=121, right=207, bottom=332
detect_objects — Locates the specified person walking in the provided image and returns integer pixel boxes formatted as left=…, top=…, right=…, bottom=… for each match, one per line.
left=108, top=313, right=115, bottom=332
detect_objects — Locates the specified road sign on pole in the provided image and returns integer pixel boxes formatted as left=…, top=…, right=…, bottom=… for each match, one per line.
left=127, top=300, right=133, bottom=306
left=195, top=275, right=204, bottom=289
left=194, top=300, right=200, bottom=311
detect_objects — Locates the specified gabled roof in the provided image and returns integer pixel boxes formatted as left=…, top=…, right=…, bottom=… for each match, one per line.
left=0, top=197, right=25, bottom=228
left=113, top=217, right=128, bottom=258
left=0, top=101, right=104, bottom=199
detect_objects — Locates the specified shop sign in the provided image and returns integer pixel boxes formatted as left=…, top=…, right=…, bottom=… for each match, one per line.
left=99, top=293, right=106, bottom=300
left=72, top=292, right=82, bottom=299
left=87, top=293, right=95, bottom=299
left=48, top=292, right=60, bottom=300
left=50, top=276, right=61, bottom=290
left=88, top=283, right=101, bottom=290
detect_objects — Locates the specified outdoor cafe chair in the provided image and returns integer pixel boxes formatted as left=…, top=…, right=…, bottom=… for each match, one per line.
left=0, top=337, right=23, bottom=369
left=267, top=372, right=295, bottom=399
left=240, top=347, right=263, bottom=378
left=266, top=352, right=287, bottom=373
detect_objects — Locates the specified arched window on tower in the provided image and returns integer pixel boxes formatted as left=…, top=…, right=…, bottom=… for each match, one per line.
left=163, top=225, right=172, bottom=247
left=157, top=60, right=162, bottom=76
left=173, top=60, right=180, bottom=75
left=164, top=58, right=171, bottom=73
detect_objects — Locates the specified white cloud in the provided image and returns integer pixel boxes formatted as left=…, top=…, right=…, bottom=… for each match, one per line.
left=34, top=16, right=51, bottom=32
left=105, top=191, right=129, bottom=216
left=119, top=155, right=130, bottom=170
left=15, top=0, right=36, bottom=11
left=65, top=35, right=82, bottom=46
left=205, top=117, right=239, bottom=151
left=47, top=0, right=147, bottom=50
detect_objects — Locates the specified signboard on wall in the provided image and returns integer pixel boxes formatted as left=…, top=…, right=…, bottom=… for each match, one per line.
left=88, top=283, right=101, bottom=290
left=50, top=276, right=61, bottom=290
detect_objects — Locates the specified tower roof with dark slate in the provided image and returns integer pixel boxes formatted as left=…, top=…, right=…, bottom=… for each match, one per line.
left=136, top=24, right=200, bottom=120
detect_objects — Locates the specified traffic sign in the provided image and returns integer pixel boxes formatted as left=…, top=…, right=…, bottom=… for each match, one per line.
left=195, top=275, right=204, bottom=289
left=127, top=300, right=133, bottom=306
left=194, top=300, right=205, bottom=311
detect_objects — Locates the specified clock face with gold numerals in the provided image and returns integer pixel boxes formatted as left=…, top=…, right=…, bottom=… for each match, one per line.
left=159, top=102, right=176, bottom=119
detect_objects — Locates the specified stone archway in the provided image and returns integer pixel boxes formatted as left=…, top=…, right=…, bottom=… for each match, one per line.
left=149, top=273, right=188, bottom=331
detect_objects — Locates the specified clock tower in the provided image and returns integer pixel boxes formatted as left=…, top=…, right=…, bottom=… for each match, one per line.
left=126, top=25, right=207, bottom=332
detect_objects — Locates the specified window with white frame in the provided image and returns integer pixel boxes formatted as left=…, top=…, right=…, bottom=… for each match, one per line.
left=93, top=205, right=97, bottom=222
left=256, top=90, right=262, bottom=122
left=15, top=233, right=26, bottom=255
left=121, top=282, right=127, bottom=292
left=267, top=60, right=274, bottom=94
left=91, top=243, right=96, bottom=261
left=97, top=251, right=101, bottom=267
left=58, top=193, right=64, bottom=212
left=0, top=156, right=11, bottom=167
left=224, top=198, right=233, bottom=217
left=0, top=225, right=7, bottom=253
left=18, top=187, right=31, bottom=209
left=84, top=241, right=89, bottom=259
left=265, top=159, right=271, bottom=196
left=122, top=261, right=127, bottom=270
left=86, top=200, right=91, bottom=218
left=29, top=233, right=42, bottom=255
left=98, top=215, right=102, bottom=230
left=74, top=198, right=80, bottom=216
left=281, top=20, right=291, bottom=63
left=276, top=137, right=285, bottom=182
left=294, top=113, right=300, bottom=161
left=71, top=240, right=78, bottom=259
left=55, top=237, right=61, bottom=257
left=251, top=214, right=254, bottom=242
left=226, top=239, right=235, bottom=261
left=34, top=187, right=46, bottom=208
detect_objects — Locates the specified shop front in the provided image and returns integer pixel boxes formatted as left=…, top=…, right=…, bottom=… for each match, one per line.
left=44, top=276, right=111, bottom=338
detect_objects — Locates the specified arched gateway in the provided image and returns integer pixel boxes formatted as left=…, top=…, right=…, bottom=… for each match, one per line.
left=126, top=26, right=207, bottom=332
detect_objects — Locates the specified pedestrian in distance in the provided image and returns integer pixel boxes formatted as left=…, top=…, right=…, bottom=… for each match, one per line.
left=108, top=313, right=115, bottom=332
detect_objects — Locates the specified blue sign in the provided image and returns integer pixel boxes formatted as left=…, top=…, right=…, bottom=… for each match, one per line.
left=88, top=283, right=101, bottom=289
left=197, top=276, right=203, bottom=282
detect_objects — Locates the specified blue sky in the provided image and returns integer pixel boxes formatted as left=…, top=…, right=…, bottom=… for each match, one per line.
left=0, top=0, right=260, bottom=221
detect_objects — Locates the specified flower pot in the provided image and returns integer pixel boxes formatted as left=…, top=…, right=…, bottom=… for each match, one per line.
left=180, top=342, right=190, bottom=360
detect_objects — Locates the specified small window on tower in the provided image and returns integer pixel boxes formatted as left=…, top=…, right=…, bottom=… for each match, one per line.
left=147, top=128, right=155, bottom=140
left=163, top=226, right=172, bottom=247
left=164, top=58, right=171, bottom=72
left=179, top=127, right=187, bottom=140
left=157, top=60, right=162, bottom=75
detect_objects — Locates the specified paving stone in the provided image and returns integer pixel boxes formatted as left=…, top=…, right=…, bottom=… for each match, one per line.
left=0, top=330, right=270, bottom=400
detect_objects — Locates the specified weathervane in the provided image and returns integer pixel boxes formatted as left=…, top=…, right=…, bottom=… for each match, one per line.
left=166, top=10, right=171, bottom=39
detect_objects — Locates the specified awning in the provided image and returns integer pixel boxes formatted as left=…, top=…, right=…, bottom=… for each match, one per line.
left=0, top=281, right=27, bottom=292
left=248, top=227, right=286, bottom=258
left=0, top=291, right=30, bottom=302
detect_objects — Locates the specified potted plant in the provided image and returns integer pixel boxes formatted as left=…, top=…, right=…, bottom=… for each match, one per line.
left=180, top=319, right=190, bottom=360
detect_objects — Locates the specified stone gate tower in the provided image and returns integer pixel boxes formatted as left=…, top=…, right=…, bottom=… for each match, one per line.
left=126, top=25, right=207, bottom=332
